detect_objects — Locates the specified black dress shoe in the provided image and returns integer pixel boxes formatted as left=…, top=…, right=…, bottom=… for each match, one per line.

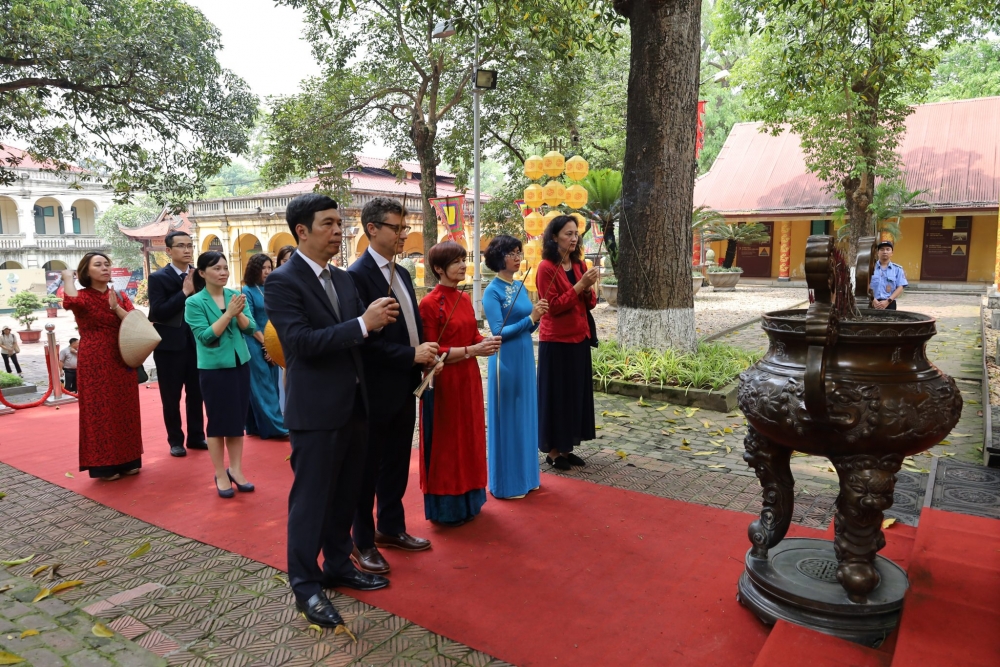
left=546, top=455, right=572, bottom=471
left=324, top=568, right=389, bottom=591
left=351, top=546, right=390, bottom=574
left=226, top=468, right=255, bottom=492
left=187, top=440, right=208, bottom=450
left=169, top=445, right=187, bottom=457
left=295, top=593, right=344, bottom=628
left=565, top=452, right=586, bottom=467
left=374, top=531, right=431, bottom=552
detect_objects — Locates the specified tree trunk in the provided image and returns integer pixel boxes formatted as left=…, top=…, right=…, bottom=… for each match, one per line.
left=842, top=171, right=874, bottom=267
left=723, top=239, right=737, bottom=269
left=614, top=0, right=701, bottom=352
left=412, top=118, right=439, bottom=286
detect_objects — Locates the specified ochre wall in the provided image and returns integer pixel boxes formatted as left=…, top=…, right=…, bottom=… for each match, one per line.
left=968, top=214, right=998, bottom=282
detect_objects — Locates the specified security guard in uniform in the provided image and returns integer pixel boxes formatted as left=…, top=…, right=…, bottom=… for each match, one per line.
left=869, top=240, right=907, bottom=310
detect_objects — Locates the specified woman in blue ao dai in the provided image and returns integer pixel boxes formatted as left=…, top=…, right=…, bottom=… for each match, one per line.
left=483, top=235, right=549, bottom=499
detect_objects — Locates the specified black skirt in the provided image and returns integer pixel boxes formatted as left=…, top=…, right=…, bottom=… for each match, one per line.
left=199, top=362, right=251, bottom=438
left=537, top=339, right=596, bottom=454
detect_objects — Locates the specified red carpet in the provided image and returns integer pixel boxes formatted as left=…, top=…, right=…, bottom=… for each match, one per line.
left=1, top=386, right=978, bottom=666
left=752, top=621, right=890, bottom=667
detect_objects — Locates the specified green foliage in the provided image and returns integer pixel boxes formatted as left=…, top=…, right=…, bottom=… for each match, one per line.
left=707, top=265, right=743, bottom=273
left=868, top=179, right=932, bottom=242
left=201, top=163, right=266, bottom=200
left=42, top=294, right=60, bottom=306
left=703, top=220, right=768, bottom=268
left=7, top=290, right=43, bottom=330
left=0, top=0, right=259, bottom=208
left=581, top=168, right=622, bottom=271
left=592, top=340, right=761, bottom=391
left=717, top=0, right=993, bottom=255
left=600, top=274, right=617, bottom=285
left=0, top=371, right=24, bottom=388
left=95, top=197, right=161, bottom=271
left=692, top=205, right=724, bottom=231
left=925, top=37, right=1000, bottom=103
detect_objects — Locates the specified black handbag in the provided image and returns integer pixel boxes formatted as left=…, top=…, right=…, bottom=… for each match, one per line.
left=587, top=310, right=599, bottom=348
left=136, top=365, right=149, bottom=384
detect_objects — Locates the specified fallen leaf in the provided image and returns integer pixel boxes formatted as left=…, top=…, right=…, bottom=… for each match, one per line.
left=128, top=543, right=151, bottom=559
left=607, top=411, right=628, bottom=418
left=940, top=440, right=951, bottom=445
left=723, top=427, right=734, bottom=434
left=272, top=574, right=287, bottom=585
left=949, top=433, right=971, bottom=438
left=308, top=624, right=323, bottom=633
left=18, top=630, right=38, bottom=639
left=678, top=445, right=692, bottom=451
left=334, top=625, right=357, bottom=642
left=707, top=464, right=727, bottom=469
left=701, top=420, right=712, bottom=428
left=655, top=405, right=670, bottom=412
left=685, top=407, right=700, bottom=417
left=615, top=450, right=628, bottom=459
left=663, top=418, right=677, bottom=424
left=726, top=445, right=732, bottom=454
left=0, top=585, right=11, bottom=593
left=882, top=518, right=897, bottom=529
left=1, top=556, right=33, bottom=567
left=0, top=651, right=25, bottom=665
left=681, top=438, right=690, bottom=445
left=91, top=623, right=114, bottom=638
left=692, top=452, right=713, bottom=456
left=594, top=424, right=602, bottom=430
left=0, top=492, right=5, bottom=500
left=30, top=566, right=49, bottom=578
left=32, top=589, right=50, bottom=603
left=95, top=560, right=107, bottom=567
left=636, top=396, right=650, bottom=407
left=678, top=426, right=692, bottom=431
left=64, top=473, right=73, bottom=478
left=661, top=429, right=674, bottom=436
left=50, top=580, right=83, bottom=595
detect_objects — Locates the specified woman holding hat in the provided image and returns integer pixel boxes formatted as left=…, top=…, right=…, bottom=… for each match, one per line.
left=185, top=251, right=257, bottom=498
left=61, top=253, right=144, bottom=481
left=0, top=326, right=22, bottom=376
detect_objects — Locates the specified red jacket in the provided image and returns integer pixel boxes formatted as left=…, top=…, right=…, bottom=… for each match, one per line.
left=537, top=259, right=596, bottom=343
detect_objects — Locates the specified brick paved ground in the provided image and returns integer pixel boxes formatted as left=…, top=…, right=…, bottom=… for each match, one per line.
left=0, top=291, right=986, bottom=665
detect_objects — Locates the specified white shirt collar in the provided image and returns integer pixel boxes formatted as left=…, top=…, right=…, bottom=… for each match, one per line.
left=297, top=251, right=329, bottom=278
left=170, top=263, right=187, bottom=276
left=367, top=245, right=392, bottom=269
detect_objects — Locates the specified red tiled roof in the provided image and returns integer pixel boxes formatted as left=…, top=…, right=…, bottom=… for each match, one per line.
left=694, top=96, right=1000, bottom=216
left=0, top=143, right=85, bottom=172
left=119, top=209, right=192, bottom=240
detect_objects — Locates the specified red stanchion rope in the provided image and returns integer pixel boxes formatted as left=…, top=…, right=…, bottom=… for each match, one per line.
left=44, top=352, right=79, bottom=398
left=0, top=381, right=52, bottom=410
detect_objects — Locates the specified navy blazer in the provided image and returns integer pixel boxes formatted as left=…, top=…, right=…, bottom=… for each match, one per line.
left=264, top=253, right=369, bottom=431
left=348, top=250, right=424, bottom=416
left=148, top=265, right=195, bottom=352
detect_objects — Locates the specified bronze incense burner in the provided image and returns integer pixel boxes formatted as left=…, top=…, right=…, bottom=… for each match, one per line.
left=735, top=235, right=962, bottom=645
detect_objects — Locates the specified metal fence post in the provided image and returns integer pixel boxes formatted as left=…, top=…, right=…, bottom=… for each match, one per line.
left=44, top=324, right=76, bottom=406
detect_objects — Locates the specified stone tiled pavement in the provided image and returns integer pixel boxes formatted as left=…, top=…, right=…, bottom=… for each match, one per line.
left=0, top=292, right=986, bottom=665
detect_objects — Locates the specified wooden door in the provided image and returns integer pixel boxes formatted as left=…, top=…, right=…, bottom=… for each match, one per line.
left=920, top=216, right=971, bottom=281
left=737, top=221, right=774, bottom=277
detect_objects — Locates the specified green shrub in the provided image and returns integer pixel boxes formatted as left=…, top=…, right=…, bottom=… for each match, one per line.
left=8, top=291, right=44, bottom=330
left=600, top=275, right=618, bottom=285
left=592, top=341, right=762, bottom=391
left=707, top=266, right=743, bottom=273
left=0, top=372, right=24, bottom=389
left=42, top=294, right=61, bottom=306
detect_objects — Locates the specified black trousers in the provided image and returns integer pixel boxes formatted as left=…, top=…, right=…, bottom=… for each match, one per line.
left=153, top=347, right=205, bottom=448
left=2, top=353, right=21, bottom=374
left=287, top=390, right=368, bottom=604
left=64, top=368, right=77, bottom=392
left=352, top=398, right=416, bottom=549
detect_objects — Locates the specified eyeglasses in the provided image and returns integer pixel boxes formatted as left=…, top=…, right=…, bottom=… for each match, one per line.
left=171, top=243, right=194, bottom=250
left=378, top=223, right=412, bottom=234
left=505, top=251, right=523, bottom=259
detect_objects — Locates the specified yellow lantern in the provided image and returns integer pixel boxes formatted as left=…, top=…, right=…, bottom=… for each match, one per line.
left=524, top=270, right=537, bottom=292
left=565, top=155, right=590, bottom=181
left=523, top=155, right=544, bottom=180
left=524, top=239, right=542, bottom=261
left=543, top=210, right=561, bottom=228
left=570, top=212, right=586, bottom=229
left=565, top=184, right=589, bottom=209
left=415, top=261, right=425, bottom=286
left=585, top=258, right=594, bottom=270
left=542, top=151, right=565, bottom=178
left=519, top=259, right=527, bottom=273
left=542, top=180, right=566, bottom=207
left=523, top=211, right=545, bottom=237
left=523, top=183, right=544, bottom=208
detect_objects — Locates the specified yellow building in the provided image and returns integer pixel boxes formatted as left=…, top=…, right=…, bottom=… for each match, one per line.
left=694, top=97, right=1000, bottom=287
left=187, top=157, right=487, bottom=287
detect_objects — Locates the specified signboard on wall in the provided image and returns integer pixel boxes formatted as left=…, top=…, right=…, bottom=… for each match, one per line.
left=0, top=269, right=47, bottom=310
left=920, top=216, right=971, bottom=281
left=736, top=221, right=774, bottom=277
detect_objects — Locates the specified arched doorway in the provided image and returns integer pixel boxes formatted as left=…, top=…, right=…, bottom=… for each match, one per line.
left=69, top=199, right=98, bottom=235
left=201, top=234, right=222, bottom=253
left=268, top=232, right=296, bottom=255
left=403, top=231, right=424, bottom=257
left=0, top=196, right=19, bottom=235
left=33, top=197, right=64, bottom=235
left=354, top=234, right=370, bottom=258
left=43, top=260, right=69, bottom=271
left=231, top=234, right=262, bottom=285
left=0, top=261, right=23, bottom=269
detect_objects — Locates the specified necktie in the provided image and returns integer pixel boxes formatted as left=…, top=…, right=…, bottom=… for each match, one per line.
left=320, top=268, right=342, bottom=320
left=389, top=266, right=420, bottom=347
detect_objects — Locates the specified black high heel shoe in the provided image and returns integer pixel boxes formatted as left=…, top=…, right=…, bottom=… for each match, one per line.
left=215, top=476, right=235, bottom=498
left=227, top=468, right=255, bottom=493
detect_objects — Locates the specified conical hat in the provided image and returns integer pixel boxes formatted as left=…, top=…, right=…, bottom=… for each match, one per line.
left=118, top=310, right=161, bottom=368
left=263, top=320, right=285, bottom=368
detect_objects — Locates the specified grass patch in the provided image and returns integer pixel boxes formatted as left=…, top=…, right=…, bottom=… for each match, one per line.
left=0, top=372, right=24, bottom=389
left=593, top=341, right=762, bottom=391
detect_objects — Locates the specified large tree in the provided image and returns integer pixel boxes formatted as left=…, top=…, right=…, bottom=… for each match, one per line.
left=96, top=197, right=161, bottom=271
left=717, top=0, right=994, bottom=263
left=612, top=0, right=703, bottom=352
left=1, top=0, right=258, bottom=208
left=924, top=37, right=1000, bottom=103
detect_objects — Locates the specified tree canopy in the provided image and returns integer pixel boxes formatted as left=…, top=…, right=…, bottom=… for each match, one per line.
left=95, top=196, right=161, bottom=271
left=1, top=0, right=258, bottom=208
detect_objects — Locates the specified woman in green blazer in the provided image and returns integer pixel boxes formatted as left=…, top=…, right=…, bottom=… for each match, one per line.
left=185, top=251, right=257, bottom=498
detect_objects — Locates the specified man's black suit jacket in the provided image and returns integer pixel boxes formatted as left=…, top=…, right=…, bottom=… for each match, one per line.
left=148, top=265, right=195, bottom=352
left=264, top=252, right=369, bottom=432
left=348, top=250, right=424, bottom=417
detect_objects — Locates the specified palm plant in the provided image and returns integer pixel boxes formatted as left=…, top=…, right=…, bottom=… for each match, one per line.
left=868, top=179, right=932, bottom=242
left=692, top=205, right=724, bottom=266
left=703, top=220, right=770, bottom=269
left=581, top=169, right=622, bottom=273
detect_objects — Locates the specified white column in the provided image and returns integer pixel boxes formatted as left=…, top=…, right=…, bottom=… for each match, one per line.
left=18, top=205, right=35, bottom=245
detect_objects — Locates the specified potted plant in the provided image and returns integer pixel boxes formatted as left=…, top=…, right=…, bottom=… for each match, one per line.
left=8, top=291, right=45, bottom=343
left=707, top=266, right=743, bottom=292
left=43, top=293, right=61, bottom=318
left=692, top=270, right=705, bottom=296
left=600, top=274, right=618, bottom=307
left=703, top=219, right=770, bottom=271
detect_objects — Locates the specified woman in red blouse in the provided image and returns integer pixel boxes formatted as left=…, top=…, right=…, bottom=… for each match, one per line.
left=61, top=253, right=143, bottom=481
left=536, top=216, right=600, bottom=471
left=418, top=242, right=501, bottom=526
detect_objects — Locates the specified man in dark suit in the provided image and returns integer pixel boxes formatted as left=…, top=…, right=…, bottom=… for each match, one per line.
left=348, top=198, right=438, bottom=574
left=265, top=193, right=400, bottom=628
left=148, top=230, right=206, bottom=457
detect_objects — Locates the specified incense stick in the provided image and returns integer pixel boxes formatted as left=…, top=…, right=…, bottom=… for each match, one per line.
left=413, top=284, right=469, bottom=398
left=498, top=267, right=533, bottom=331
